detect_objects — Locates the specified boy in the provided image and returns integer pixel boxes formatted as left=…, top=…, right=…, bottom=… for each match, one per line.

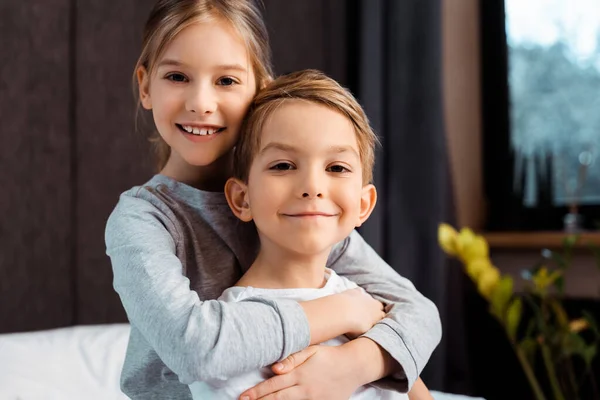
left=188, top=69, right=434, bottom=399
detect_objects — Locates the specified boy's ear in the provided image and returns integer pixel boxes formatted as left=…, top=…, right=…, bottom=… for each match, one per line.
left=224, top=178, right=253, bottom=222
left=356, top=184, right=377, bottom=227
left=137, top=66, right=152, bottom=110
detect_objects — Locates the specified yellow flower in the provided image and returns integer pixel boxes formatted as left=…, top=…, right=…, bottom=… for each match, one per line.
left=456, top=228, right=476, bottom=258
left=438, top=223, right=459, bottom=256
left=569, top=318, right=589, bottom=333
left=461, top=235, right=489, bottom=264
left=477, top=267, right=501, bottom=299
left=532, top=267, right=562, bottom=291
left=466, top=258, right=492, bottom=281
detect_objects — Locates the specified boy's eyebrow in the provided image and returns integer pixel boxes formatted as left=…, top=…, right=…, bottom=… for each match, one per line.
left=260, top=142, right=297, bottom=154
left=260, top=142, right=359, bottom=157
left=156, top=59, right=247, bottom=73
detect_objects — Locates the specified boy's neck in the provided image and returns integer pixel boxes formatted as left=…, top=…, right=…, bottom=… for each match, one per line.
left=236, top=238, right=333, bottom=289
left=160, top=151, right=233, bottom=191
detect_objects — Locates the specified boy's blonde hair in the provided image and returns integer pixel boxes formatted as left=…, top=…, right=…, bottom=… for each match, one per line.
left=234, top=69, right=379, bottom=184
left=133, top=0, right=274, bottom=170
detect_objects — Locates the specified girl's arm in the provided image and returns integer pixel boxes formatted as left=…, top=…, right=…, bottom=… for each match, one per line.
left=326, top=229, right=442, bottom=391
left=107, top=195, right=373, bottom=384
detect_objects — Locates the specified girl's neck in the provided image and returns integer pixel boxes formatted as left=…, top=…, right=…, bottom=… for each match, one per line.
left=160, top=151, right=233, bottom=192
left=236, top=237, right=332, bottom=289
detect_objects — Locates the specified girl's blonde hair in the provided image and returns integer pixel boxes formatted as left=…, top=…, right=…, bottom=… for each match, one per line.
left=234, top=69, right=379, bottom=184
left=133, top=0, right=274, bottom=170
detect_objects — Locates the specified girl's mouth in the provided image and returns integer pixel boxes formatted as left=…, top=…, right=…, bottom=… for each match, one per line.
left=176, top=124, right=225, bottom=136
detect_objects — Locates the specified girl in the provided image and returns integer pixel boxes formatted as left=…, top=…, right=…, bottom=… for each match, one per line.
left=105, top=1, right=441, bottom=399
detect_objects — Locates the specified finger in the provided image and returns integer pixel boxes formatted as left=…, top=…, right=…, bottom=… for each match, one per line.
left=257, top=385, right=305, bottom=400
left=272, top=346, right=318, bottom=375
left=239, top=373, right=296, bottom=400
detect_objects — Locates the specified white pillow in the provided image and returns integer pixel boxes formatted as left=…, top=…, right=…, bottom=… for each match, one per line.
left=0, top=324, right=130, bottom=400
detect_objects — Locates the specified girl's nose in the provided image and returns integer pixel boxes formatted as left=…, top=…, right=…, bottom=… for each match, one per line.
left=186, top=84, right=217, bottom=114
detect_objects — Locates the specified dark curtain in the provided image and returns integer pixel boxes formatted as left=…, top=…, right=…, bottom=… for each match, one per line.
left=349, top=0, right=470, bottom=393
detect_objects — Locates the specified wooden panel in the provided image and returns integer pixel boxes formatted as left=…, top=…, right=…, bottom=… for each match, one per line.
left=484, top=231, right=600, bottom=249
left=75, top=0, right=154, bottom=324
left=0, top=0, right=72, bottom=332
left=442, top=0, right=485, bottom=230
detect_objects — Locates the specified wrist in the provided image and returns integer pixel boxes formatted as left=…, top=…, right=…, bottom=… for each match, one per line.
left=300, top=293, right=352, bottom=344
left=340, top=337, right=397, bottom=386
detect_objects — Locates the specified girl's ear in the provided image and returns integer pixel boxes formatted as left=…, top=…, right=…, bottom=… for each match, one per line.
left=224, top=178, right=252, bottom=222
left=356, top=184, right=377, bottom=227
left=259, top=75, right=274, bottom=90
left=137, top=66, right=152, bottom=110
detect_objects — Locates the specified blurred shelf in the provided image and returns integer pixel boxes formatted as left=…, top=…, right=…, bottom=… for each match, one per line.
left=483, top=231, right=600, bottom=249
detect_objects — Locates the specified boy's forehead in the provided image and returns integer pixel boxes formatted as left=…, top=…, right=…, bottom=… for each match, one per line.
left=258, top=101, right=360, bottom=156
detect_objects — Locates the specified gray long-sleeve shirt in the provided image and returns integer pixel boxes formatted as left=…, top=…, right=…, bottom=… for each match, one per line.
left=105, top=175, right=441, bottom=399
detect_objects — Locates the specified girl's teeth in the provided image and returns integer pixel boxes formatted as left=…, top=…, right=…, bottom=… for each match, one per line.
left=181, top=125, right=220, bottom=135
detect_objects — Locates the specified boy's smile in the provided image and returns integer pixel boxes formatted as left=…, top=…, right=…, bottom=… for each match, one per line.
left=244, top=99, right=373, bottom=257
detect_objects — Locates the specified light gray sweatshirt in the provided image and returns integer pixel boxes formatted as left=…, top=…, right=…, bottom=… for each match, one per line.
left=105, top=175, right=441, bottom=400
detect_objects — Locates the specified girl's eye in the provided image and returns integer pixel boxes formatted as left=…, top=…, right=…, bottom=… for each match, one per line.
left=166, top=73, right=187, bottom=83
left=327, top=165, right=350, bottom=173
left=270, top=162, right=295, bottom=171
left=217, top=77, right=237, bottom=86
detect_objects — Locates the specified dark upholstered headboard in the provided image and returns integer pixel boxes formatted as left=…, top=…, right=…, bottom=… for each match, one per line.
left=1, top=0, right=349, bottom=333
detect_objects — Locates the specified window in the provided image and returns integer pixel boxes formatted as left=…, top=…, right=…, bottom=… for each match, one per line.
left=480, top=0, right=600, bottom=231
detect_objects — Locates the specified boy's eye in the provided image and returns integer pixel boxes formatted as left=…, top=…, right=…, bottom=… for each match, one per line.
left=327, top=164, right=350, bottom=173
left=217, top=77, right=237, bottom=86
left=270, top=162, right=295, bottom=171
left=166, top=73, right=187, bottom=83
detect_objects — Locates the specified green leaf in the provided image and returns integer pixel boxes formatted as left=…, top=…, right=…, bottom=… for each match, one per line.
left=548, top=299, right=569, bottom=329
left=506, top=298, right=523, bottom=341
left=583, top=344, right=597, bottom=370
left=562, top=234, right=579, bottom=250
left=490, top=276, right=514, bottom=322
left=563, top=332, right=587, bottom=358
left=519, top=337, right=538, bottom=364
left=582, top=310, right=600, bottom=339
left=553, top=275, right=565, bottom=295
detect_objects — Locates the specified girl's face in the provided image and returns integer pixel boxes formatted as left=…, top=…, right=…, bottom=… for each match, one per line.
left=138, top=19, right=257, bottom=171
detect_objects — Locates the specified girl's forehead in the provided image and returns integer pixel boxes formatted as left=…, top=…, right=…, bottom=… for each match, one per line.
left=164, top=19, right=245, bottom=55
left=155, top=19, right=252, bottom=72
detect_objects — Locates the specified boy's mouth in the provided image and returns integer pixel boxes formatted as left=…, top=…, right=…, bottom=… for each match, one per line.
left=176, top=124, right=225, bottom=136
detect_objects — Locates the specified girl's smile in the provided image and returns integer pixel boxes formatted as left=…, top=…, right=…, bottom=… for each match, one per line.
left=137, top=18, right=257, bottom=187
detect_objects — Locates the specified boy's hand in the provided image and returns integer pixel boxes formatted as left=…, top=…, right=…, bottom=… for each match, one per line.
left=342, top=287, right=385, bottom=338
left=238, top=345, right=360, bottom=400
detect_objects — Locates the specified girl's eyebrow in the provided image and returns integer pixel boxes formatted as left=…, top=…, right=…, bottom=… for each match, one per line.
left=156, top=59, right=247, bottom=73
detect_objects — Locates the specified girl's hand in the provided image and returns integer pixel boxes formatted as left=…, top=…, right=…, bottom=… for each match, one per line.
left=342, top=287, right=385, bottom=338
left=238, top=345, right=360, bottom=400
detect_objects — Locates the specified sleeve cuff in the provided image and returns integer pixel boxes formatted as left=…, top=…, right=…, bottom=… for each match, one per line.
left=245, top=297, right=311, bottom=361
left=361, top=320, right=418, bottom=392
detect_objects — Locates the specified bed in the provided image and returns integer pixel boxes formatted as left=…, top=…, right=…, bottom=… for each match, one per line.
left=0, top=324, right=483, bottom=400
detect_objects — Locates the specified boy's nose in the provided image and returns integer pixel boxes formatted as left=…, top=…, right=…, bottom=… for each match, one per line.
left=302, top=192, right=323, bottom=199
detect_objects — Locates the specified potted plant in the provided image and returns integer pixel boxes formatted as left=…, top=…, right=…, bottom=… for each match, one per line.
left=438, top=224, right=600, bottom=400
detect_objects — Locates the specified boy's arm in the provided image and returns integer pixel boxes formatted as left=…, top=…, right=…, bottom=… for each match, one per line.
left=326, top=229, right=442, bottom=390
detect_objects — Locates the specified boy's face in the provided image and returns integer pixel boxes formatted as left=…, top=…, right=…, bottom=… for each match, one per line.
left=241, top=100, right=375, bottom=256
